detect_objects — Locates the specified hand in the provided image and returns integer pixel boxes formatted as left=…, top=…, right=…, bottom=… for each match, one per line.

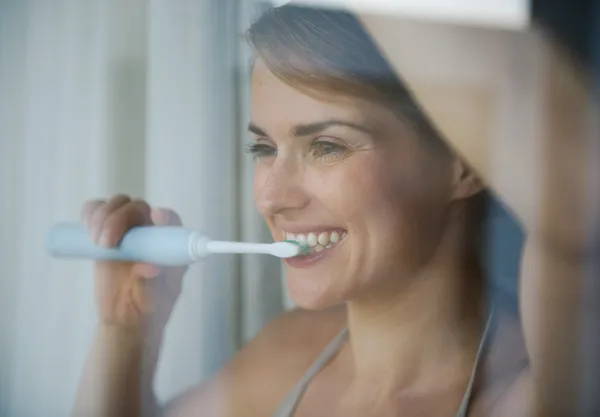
left=82, top=194, right=187, bottom=332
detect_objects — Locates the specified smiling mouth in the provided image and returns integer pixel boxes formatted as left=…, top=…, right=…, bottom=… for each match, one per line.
left=283, top=230, right=347, bottom=256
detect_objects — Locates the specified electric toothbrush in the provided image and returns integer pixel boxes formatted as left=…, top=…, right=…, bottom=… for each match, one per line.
left=46, top=223, right=308, bottom=266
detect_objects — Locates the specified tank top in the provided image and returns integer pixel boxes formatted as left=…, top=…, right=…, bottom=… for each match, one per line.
left=272, top=307, right=495, bottom=417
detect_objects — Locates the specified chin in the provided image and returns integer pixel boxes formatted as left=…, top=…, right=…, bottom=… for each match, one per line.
left=285, top=274, right=346, bottom=311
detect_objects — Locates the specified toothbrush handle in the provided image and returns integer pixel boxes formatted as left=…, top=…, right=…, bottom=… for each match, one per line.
left=46, top=223, right=203, bottom=266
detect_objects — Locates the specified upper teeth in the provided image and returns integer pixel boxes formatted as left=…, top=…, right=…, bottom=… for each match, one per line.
left=285, top=230, right=344, bottom=248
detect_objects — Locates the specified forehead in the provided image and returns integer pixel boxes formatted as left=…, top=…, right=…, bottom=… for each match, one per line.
left=251, top=60, right=389, bottom=129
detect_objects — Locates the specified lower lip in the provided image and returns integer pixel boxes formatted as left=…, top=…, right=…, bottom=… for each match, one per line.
left=283, top=238, right=345, bottom=268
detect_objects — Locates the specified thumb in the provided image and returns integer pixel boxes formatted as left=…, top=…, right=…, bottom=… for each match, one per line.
left=150, top=207, right=182, bottom=226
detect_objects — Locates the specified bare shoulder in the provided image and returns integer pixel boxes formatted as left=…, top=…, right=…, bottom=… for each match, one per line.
left=470, top=309, right=533, bottom=417
left=164, top=305, right=347, bottom=417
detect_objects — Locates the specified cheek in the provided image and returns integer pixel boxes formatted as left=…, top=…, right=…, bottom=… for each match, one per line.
left=313, top=151, right=430, bottom=225
left=305, top=155, right=387, bottom=220
left=252, top=165, right=269, bottom=211
left=317, top=151, right=451, bottom=261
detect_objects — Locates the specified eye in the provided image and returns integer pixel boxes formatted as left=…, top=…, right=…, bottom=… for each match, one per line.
left=245, top=141, right=276, bottom=160
left=311, top=139, right=348, bottom=161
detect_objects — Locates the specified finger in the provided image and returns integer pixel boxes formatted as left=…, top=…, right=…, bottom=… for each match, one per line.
left=131, top=263, right=161, bottom=279
left=81, top=199, right=105, bottom=227
left=98, top=199, right=151, bottom=247
left=90, top=194, right=132, bottom=242
left=151, top=207, right=183, bottom=226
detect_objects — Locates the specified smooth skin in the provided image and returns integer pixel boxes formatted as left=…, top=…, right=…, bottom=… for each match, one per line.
left=72, top=25, right=599, bottom=417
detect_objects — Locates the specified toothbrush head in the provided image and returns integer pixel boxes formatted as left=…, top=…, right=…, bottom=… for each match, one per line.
left=269, top=240, right=310, bottom=258
left=284, top=240, right=311, bottom=256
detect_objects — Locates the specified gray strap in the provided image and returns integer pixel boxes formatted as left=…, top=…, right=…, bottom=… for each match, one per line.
left=272, top=305, right=494, bottom=417
left=271, top=328, right=349, bottom=417
left=455, top=304, right=495, bottom=417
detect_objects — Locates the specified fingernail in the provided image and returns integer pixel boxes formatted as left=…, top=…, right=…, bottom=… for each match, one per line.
left=99, top=230, right=111, bottom=247
left=91, top=227, right=100, bottom=244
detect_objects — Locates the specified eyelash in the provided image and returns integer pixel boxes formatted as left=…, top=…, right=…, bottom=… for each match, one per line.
left=245, top=139, right=348, bottom=161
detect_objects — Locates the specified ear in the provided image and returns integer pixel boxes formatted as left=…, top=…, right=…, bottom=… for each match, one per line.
left=450, top=158, right=484, bottom=200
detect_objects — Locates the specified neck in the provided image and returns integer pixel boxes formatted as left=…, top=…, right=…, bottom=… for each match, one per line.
left=344, top=212, right=487, bottom=401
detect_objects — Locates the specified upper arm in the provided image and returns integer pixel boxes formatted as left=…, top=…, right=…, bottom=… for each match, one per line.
left=357, top=14, right=598, bottom=251
left=357, top=15, right=600, bottom=414
left=516, top=239, right=600, bottom=415
left=162, top=307, right=346, bottom=417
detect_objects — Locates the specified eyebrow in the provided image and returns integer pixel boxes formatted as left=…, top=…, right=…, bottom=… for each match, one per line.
left=247, top=122, right=267, bottom=136
left=247, top=119, right=376, bottom=137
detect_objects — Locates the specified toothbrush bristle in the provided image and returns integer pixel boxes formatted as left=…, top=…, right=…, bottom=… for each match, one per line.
left=284, top=240, right=310, bottom=256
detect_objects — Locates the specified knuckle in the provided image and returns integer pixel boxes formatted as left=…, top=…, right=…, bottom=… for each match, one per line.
left=131, top=199, right=152, bottom=215
left=92, top=195, right=131, bottom=224
left=81, top=199, right=105, bottom=221
left=90, top=203, right=110, bottom=225
left=109, top=194, right=131, bottom=204
left=124, top=201, right=151, bottom=225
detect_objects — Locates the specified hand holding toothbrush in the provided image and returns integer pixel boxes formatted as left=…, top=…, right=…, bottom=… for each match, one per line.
left=81, top=195, right=186, bottom=329
left=59, top=195, right=307, bottom=329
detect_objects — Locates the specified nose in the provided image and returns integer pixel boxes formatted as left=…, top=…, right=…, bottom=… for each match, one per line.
left=255, top=160, right=310, bottom=216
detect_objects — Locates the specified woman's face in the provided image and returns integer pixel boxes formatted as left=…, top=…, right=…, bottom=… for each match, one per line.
left=251, top=60, right=456, bottom=309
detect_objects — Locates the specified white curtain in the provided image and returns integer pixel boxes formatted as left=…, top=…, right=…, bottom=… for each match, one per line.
left=0, top=0, right=286, bottom=415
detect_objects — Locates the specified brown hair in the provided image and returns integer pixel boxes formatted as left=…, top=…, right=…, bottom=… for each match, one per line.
left=245, top=4, right=447, bottom=151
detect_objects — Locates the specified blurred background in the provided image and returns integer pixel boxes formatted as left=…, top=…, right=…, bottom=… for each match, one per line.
left=0, top=0, right=592, bottom=415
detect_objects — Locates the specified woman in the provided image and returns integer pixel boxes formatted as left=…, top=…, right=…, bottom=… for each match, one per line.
left=72, top=4, right=599, bottom=417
